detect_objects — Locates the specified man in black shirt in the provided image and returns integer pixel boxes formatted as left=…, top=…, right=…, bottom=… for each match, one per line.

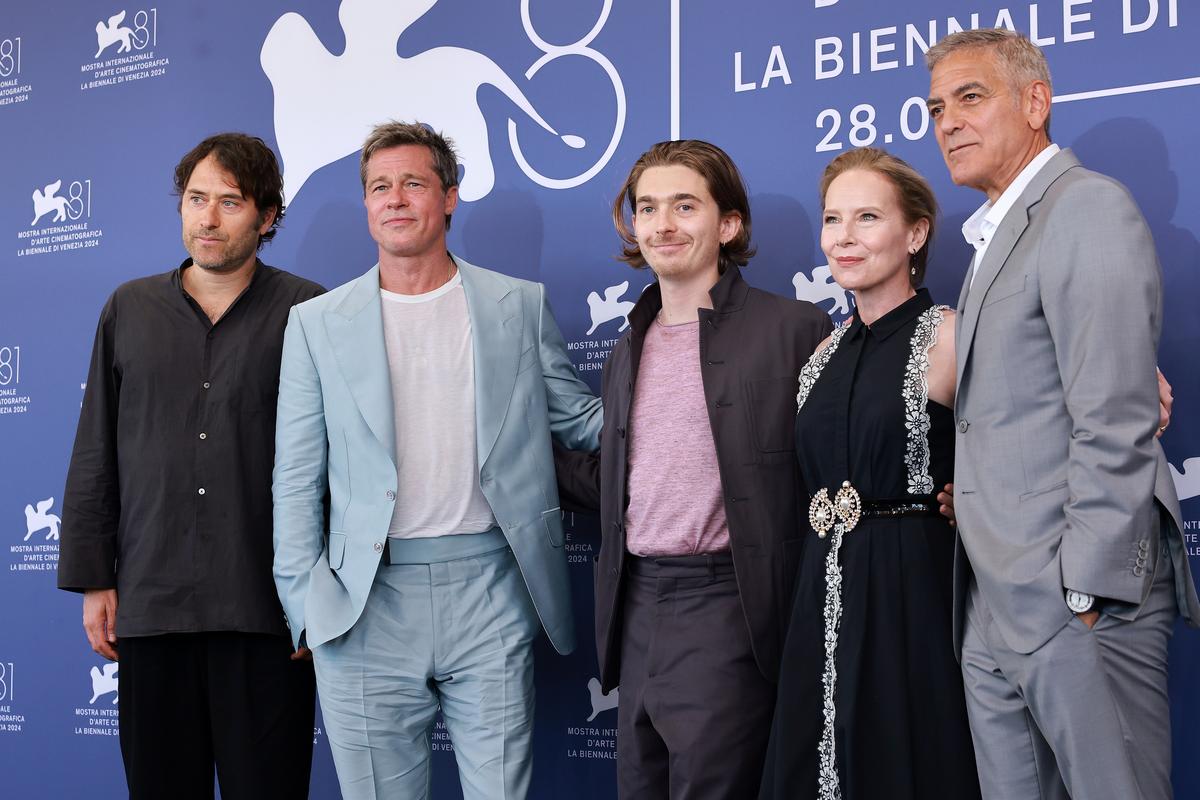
left=58, top=133, right=323, bottom=799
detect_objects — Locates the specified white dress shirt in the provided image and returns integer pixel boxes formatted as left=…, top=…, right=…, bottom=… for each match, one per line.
left=962, top=143, right=1060, bottom=285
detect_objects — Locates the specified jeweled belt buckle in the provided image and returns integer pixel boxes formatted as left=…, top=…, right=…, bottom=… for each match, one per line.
left=809, top=480, right=862, bottom=539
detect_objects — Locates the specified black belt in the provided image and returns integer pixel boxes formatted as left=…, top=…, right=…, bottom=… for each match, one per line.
left=861, top=497, right=939, bottom=518
left=809, top=481, right=938, bottom=538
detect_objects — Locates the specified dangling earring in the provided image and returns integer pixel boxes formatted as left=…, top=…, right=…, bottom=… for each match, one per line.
left=909, top=249, right=918, bottom=277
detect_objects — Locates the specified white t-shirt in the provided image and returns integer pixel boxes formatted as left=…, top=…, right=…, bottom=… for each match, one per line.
left=380, top=273, right=496, bottom=538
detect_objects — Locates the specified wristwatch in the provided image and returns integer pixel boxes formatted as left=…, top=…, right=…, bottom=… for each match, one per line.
left=1065, top=588, right=1095, bottom=614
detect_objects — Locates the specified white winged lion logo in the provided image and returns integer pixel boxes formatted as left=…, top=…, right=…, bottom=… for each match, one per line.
left=31, top=180, right=70, bottom=227
left=94, top=10, right=135, bottom=58
left=24, top=497, right=61, bottom=542
left=261, top=0, right=588, bottom=204
left=793, top=264, right=851, bottom=317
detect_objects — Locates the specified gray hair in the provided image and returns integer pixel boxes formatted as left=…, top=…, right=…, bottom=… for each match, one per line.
left=926, top=29, right=1052, bottom=136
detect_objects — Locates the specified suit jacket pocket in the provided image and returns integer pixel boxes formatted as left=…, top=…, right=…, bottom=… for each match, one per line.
left=981, top=274, right=1027, bottom=308
left=542, top=508, right=564, bottom=547
left=1018, top=480, right=1068, bottom=503
left=516, top=344, right=537, bottom=373
left=746, top=376, right=799, bottom=454
left=327, top=531, right=347, bottom=570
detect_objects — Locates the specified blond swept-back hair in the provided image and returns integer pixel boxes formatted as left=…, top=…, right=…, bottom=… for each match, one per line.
left=926, top=29, right=1053, bottom=137
left=359, top=121, right=459, bottom=229
left=819, top=147, right=939, bottom=289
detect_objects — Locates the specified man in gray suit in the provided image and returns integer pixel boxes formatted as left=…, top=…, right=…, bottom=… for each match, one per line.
left=272, top=121, right=601, bottom=799
left=926, top=29, right=1199, bottom=799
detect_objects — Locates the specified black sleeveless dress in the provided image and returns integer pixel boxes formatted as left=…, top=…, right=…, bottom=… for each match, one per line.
left=760, top=290, right=980, bottom=800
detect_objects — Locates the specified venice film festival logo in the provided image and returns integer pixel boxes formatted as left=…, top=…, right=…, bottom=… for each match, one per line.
left=24, top=498, right=60, bottom=542
left=19, top=177, right=102, bottom=258
left=1173, top=458, right=1200, bottom=503
left=30, top=180, right=79, bottom=227
left=261, top=0, right=626, bottom=204
left=11, top=495, right=60, bottom=573
left=586, top=281, right=637, bottom=336
left=75, top=663, right=119, bottom=737
left=92, top=9, right=156, bottom=59
left=586, top=677, right=617, bottom=722
left=794, top=264, right=852, bottom=318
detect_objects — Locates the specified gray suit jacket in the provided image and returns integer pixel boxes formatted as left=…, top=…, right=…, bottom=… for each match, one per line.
left=952, top=148, right=1200, bottom=654
left=272, top=256, right=602, bottom=653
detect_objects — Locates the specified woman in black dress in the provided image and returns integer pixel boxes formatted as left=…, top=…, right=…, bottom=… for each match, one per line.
left=760, top=148, right=980, bottom=799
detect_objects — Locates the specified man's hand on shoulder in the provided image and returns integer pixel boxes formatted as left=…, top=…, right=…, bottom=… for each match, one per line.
left=83, top=588, right=119, bottom=661
left=291, top=646, right=313, bottom=662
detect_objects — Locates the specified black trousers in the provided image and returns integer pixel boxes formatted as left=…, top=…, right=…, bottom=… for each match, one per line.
left=617, top=552, right=776, bottom=800
left=118, top=631, right=316, bottom=800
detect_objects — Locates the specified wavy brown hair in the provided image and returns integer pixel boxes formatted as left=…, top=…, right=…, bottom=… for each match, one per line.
left=613, top=140, right=755, bottom=271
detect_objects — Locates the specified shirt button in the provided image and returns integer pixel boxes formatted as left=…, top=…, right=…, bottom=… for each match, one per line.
left=958, top=419, right=969, bottom=433
left=385, top=490, right=396, bottom=501
left=202, top=381, right=211, bottom=389
left=199, top=432, right=207, bottom=440
left=197, top=488, right=206, bottom=496
left=373, top=542, right=384, bottom=553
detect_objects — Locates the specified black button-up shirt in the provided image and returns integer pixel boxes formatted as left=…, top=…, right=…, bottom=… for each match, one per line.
left=58, top=260, right=324, bottom=638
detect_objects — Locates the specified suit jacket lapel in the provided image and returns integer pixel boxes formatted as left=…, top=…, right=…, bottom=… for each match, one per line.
left=458, top=257, right=522, bottom=469
left=325, top=265, right=397, bottom=466
left=956, top=149, right=1081, bottom=389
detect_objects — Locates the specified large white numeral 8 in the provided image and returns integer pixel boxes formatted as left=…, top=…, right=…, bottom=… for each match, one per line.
left=132, top=9, right=156, bottom=51
left=508, top=0, right=626, bottom=190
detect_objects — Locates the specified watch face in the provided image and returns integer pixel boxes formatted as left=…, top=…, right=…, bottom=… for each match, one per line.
left=1066, top=590, right=1095, bottom=614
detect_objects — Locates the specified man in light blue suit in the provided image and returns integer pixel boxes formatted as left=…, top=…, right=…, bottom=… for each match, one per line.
left=272, top=121, right=601, bottom=800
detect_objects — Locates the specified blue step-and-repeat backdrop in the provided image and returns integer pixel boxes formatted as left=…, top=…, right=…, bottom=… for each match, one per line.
left=1, top=1, right=1198, bottom=797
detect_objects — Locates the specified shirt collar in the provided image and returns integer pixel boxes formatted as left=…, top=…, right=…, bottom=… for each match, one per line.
left=173, top=257, right=267, bottom=294
left=961, top=143, right=1060, bottom=251
left=847, top=288, right=933, bottom=342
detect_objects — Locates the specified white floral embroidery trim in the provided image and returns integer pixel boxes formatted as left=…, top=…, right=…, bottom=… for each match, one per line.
left=902, top=305, right=949, bottom=495
left=811, top=304, right=947, bottom=800
left=797, top=320, right=852, bottom=411
left=817, top=521, right=847, bottom=800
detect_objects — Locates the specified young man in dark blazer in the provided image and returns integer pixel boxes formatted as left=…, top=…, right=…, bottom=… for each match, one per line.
left=556, top=140, right=831, bottom=799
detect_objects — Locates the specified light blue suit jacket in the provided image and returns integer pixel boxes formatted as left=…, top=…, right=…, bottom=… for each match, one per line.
left=272, top=256, right=602, bottom=653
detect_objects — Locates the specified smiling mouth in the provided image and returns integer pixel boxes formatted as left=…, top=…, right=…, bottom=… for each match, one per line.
left=835, top=257, right=864, bottom=265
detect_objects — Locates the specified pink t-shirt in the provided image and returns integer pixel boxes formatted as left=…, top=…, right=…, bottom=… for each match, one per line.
left=624, top=318, right=730, bottom=557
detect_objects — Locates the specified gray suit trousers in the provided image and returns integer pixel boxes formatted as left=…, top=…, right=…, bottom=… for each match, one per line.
left=961, top=522, right=1177, bottom=800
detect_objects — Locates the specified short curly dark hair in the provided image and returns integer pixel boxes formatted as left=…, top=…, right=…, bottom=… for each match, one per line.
left=174, top=133, right=285, bottom=248
left=613, top=140, right=755, bottom=272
